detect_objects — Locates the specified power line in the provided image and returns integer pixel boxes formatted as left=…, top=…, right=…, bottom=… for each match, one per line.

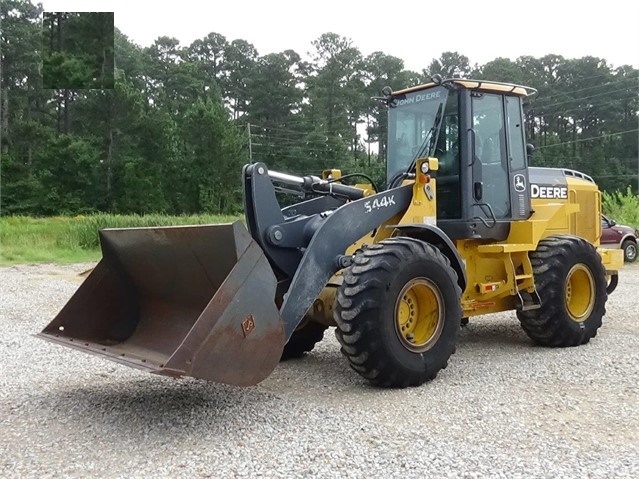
left=251, top=133, right=310, bottom=142
left=539, top=156, right=638, bottom=161
left=249, top=87, right=638, bottom=138
left=251, top=124, right=314, bottom=135
left=531, top=75, right=638, bottom=103
left=252, top=134, right=311, bottom=145
left=252, top=121, right=362, bottom=135
left=252, top=135, right=362, bottom=149
left=252, top=149, right=365, bottom=161
left=248, top=82, right=639, bottom=135
left=251, top=140, right=358, bottom=154
left=251, top=135, right=356, bottom=149
left=529, top=86, right=638, bottom=111
left=251, top=148, right=363, bottom=161
left=531, top=95, right=639, bottom=118
left=250, top=82, right=638, bottom=157
left=536, top=128, right=639, bottom=149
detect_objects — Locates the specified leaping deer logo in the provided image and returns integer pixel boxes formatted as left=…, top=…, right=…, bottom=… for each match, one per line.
left=514, top=174, right=526, bottom=192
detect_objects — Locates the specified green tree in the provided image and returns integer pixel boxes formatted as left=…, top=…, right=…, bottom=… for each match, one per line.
left=1, top=0, right=51, bottom=213
left=2, top=3, right=637, bottom=218
left=244, top=50, right=306, bottom=170
left=224, top=39, right=258, bottom=120
left=303, top=33, right=365, bottom=169
left=181, top=98, right=246, bottom=212
left=425, top=51, right=471, bottom=79
left=362, top=52, right=420, bottom=166
left=187, top=33, right=228, bottom=101
left=42, top=12, right=114, bottom=89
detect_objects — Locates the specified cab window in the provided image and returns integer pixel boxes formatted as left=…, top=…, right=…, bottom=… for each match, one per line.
left=435, top=92, right=461, bottom=219
left=472, top=93, right=510, bottom=218
left=506, top=96, right=526, bottom=171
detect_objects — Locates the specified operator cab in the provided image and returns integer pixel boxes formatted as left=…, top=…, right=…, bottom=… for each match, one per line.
left=386, top=79, right=537, bottom=241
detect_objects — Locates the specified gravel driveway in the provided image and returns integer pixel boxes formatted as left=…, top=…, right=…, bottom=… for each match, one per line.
left=1, top=262, right=638, bottom=479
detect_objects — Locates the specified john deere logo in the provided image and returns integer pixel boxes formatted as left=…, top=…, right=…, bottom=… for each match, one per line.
left=531, top=184, right=568, bottom=199
left=514, top=174, right=526, bottom=192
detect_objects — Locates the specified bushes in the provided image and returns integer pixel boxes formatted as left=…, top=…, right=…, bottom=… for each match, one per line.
left=602, top=186, right=639, bottom=228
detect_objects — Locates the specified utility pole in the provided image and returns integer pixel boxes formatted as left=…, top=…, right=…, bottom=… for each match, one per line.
left=247, top=123, right=253, bottom=163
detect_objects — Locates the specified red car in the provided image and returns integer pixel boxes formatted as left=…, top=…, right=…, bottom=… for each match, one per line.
left=601, top=215, right=638, bottom=263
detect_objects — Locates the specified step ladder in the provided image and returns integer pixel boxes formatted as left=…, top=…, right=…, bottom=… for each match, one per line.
left=508, top=254, right=541, bottom=311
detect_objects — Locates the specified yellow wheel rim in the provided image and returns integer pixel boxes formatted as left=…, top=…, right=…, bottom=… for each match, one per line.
left=565, top=264, right=595, bottom=322
left=394, top=278, right=444, bottom=352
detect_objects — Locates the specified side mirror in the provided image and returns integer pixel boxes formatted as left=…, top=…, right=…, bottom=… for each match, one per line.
left=610, top=219, right=617, bottom=226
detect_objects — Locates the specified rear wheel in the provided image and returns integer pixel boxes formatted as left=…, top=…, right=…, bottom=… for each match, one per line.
left=621, top=239, right=637, bottom=263
left=280, top=322, right=327, bottom=360
left=334, top=237, right=461, bottom=388
left=517, top=235, right=607, bottom=346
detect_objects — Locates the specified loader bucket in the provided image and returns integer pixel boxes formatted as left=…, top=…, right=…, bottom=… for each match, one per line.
left=38, top=221, right=285, bottom=387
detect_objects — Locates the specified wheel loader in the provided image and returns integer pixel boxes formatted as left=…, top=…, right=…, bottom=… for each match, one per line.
left=39, top=77, right=625, bottom=388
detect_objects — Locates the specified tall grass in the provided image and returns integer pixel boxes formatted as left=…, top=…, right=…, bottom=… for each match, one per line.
left=59, top=213, right=241, bottom=249
left=0, top=214, right=242, bottom=265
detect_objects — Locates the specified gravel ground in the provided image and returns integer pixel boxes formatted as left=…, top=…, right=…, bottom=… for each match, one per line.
left=1, top=261, right=638, bottom=479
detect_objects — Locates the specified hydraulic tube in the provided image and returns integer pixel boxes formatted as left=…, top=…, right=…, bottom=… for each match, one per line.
left=268, top=170, right=365, bottom=201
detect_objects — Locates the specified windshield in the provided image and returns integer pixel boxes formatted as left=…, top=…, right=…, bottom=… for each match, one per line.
left=387, top=86, right=449, bottom=181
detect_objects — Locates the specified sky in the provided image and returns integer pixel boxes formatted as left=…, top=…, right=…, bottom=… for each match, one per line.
left=41, top=0, right=639, bottom=73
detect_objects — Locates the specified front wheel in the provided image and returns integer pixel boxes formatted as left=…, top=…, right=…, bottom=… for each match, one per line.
left=622, top=239, right=637, bottom=263
left=334, top=237, right=462, bottom=388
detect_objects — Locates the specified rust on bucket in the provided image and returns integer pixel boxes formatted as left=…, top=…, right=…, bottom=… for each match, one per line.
left=38, top=221, right=285, bottom=386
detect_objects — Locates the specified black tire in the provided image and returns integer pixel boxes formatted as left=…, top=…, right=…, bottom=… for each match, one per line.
left=621, top=239, right=637, bottom=263
left=280, top=322, right=327, bottom=361
left=334, top=237, right=462, bottom=388
left=517, top=235, right=607, bottom=347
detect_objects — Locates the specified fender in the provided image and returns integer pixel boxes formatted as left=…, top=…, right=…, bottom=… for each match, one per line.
left=391, top=224, right=467, bottom=292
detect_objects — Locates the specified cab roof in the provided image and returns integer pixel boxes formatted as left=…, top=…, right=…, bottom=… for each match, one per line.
left=393, top=78, right=537, bottom=98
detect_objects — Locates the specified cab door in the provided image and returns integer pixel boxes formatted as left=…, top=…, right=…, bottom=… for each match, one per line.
left=470, top=92, right=531, bottom=222
left=504, top=95, right=532, bottom=220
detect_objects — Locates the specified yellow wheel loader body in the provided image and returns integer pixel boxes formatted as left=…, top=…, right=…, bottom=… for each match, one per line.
left=38, top=78, right=625, bottom=388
